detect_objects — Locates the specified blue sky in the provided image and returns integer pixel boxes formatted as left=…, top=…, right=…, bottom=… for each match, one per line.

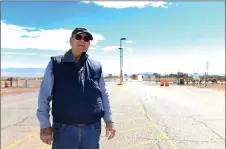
left=1, top=1, right=225, bottom=75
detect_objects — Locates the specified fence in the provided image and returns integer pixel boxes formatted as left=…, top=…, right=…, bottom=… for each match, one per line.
left=1, top=78, right=42, bottom=88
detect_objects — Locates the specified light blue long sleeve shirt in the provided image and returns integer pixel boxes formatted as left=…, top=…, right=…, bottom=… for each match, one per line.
left=36, top=51, right=112, bottom=128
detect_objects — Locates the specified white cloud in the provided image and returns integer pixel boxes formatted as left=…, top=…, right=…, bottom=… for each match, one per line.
left=125, top=48, right=134, bottom=54
left=2, top=52, right=39, bottom=56
left=1, top=52, right=57, bottom=58
left=82, top=1, right=170, bottom=8
left=2, top=63, right=47, bottom=69
left=126, top=40, right=136, bottom=44
left=102, top=45, right=134, bottom=54
left=98, top=45, right=225, bottom=75
left=102, top=46, right=119, bottom=52
left=2, top=45, right=224, bottom=76
left=89, top=46, right=97, bottom=50
left=1, top=20, right=105, bottom=50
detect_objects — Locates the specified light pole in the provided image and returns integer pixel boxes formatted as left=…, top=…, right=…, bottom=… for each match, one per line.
left=119, top=37, right=126, bottom=85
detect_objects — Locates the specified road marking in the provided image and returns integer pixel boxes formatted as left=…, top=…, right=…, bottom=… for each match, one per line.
left=113, top=111, right=142, bottom=115
left=35, top=125, right=156, bottom=149
left=117, top=125, right=154, bottom=134
left=119, top=138, right=162, bottom=149
left=35, top=144, right=51, bottom=149
left=132, top=99, right=178, bottom=149
left=117, top=116, right=145, bottom=123
left=4, top=131, right=39, bottom=149
left=133, top=101, right=152, bottom=120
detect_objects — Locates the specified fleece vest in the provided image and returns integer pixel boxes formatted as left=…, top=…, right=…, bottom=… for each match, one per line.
left=50, top=54, right=104, bottom=125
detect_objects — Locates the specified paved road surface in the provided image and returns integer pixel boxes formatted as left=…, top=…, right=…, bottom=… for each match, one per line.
left=1, top=82, right=225, bottom=149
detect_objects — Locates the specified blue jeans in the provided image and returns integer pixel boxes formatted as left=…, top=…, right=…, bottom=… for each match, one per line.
left=52, top=121, right=101, bottom=149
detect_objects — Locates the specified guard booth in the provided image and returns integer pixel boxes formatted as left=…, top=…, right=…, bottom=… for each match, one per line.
left=137, top=75, right=142, bottom=81
left=124, top=74, right=128, bottom=81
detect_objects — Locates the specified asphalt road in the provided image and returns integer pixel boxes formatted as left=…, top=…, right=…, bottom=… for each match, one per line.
left=1, top=82, right=225, bottom=149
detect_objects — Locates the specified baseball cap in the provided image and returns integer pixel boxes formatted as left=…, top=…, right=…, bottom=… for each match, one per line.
left=71, top=27, right=93, bottom=40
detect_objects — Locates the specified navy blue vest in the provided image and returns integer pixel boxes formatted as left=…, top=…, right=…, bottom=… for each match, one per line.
left=50, top=53, right=105, bottom=125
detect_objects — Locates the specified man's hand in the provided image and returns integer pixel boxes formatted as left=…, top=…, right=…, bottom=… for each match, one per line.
left=40, top=127, right=53, bottom=145
left=105, top=122, right=116, bottom=140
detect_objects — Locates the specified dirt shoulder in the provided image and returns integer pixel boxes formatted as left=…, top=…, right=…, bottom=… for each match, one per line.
left=1, top=87, right=39, bottom=97
left=182, top=83, right=225, bottom=92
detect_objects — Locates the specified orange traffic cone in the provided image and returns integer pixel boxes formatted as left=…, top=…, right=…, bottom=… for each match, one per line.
left=165, top=80, right=169, bottom=86
left=160, top=80, right=164, bottom=86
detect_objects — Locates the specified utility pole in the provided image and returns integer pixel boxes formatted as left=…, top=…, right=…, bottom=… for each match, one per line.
left=119, top=47, right=123, bottom=84
left=177, top=69, right=179, bottom=85
left=119, top=38, right=126, bottom=85
left=206, top=60, right=209, bottom=77
left=205, top=60, right=209, bottom=87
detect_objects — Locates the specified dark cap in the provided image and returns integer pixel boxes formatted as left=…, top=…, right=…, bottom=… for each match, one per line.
left=71, top=27, right=93, bottom=40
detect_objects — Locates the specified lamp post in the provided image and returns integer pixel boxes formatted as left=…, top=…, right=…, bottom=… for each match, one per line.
left=119, top=37, right=126, bottom=85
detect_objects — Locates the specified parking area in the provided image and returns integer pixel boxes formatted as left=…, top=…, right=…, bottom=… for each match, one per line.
left=2, top=82, right=225, bottom=149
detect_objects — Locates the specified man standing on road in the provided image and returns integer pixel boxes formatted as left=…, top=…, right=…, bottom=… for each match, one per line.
left=37, top=27, right=115, bottom=149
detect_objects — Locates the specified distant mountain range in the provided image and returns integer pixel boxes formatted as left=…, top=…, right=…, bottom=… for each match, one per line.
left=1, top=68, right=46, bottom=77
left=1, top=68, right=225, bottom=78
left=1, top=68, right=110, bottom=78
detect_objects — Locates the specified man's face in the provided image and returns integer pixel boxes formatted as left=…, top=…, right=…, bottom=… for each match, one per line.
left=70, top=33, right=91, bottom=53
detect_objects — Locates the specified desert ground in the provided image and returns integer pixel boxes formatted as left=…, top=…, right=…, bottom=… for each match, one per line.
left=1, top=78, right=225, bottom=149
left=1, top=79, right=41, bottom=96
left=1, top=77, right=225, bottom=97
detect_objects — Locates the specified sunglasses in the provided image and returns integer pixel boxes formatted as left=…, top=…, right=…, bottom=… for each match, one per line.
left=74, top=34, right=90, bottom=42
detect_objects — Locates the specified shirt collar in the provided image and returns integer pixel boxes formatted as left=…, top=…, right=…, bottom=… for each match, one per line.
left=62, top=49, right=88, bottom=62
left=62, top=49, right=77, bottom=62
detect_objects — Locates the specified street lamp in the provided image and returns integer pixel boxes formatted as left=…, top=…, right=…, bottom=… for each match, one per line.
left=119, top=37, right=126, bottom=85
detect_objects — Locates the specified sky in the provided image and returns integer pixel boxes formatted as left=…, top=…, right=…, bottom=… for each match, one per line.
left=1, top=1, right=225, bottom=75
